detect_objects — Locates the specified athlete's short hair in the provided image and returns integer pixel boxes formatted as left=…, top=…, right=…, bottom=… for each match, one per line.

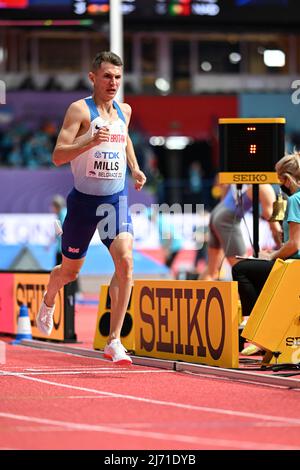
left=92, top=51, right=123, bottom=71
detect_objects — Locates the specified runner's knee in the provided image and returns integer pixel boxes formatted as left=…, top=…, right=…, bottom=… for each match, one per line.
left=60, top=267, right=80, bottom=284
left=116, top=254, right=133, bottom=280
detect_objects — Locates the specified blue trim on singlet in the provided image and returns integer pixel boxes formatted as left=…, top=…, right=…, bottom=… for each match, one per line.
left=84, top=97, right=100, bottom=121
left=84, top=96, right=126, bottom=124
left=112, top=100, right=126, bottom=124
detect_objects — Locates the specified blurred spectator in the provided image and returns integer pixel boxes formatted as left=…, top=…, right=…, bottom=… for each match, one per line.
left=200, top=183, right=282, bottom=280
left=158, top=212, right=184, bottom=271
left=193, top=218, right=209, bottom=272
left=145, top=151, right=165, bottom=200
left=188, top=161, right=203, bottom=204
left=0, top=121, right=56, bottom=167
left=41, top=120, right=58, bottom=147
left=7, top=143, right=23, bottom=166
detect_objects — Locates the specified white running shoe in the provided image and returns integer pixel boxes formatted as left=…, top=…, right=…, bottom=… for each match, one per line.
left=104, top=339, right=132, bottom=365
left=36, top=292, right=55, bottom=336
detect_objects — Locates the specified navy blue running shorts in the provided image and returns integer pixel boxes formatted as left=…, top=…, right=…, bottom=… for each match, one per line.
left=61, top=187, right=134, bottom=259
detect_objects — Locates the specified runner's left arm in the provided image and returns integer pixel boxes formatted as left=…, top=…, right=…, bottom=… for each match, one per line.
left=126, top=136, right=146, bottom=191
left=121, top=102, right=146, bottom=191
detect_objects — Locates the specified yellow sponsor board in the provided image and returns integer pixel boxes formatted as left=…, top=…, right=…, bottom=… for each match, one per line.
left=219, top=172, right=279, bottom=184
left=134, top=280, right=239, bottom=368
left=14, top=273, right=65, bottom=341
left=272, top=321, right=300, bottom=365
left=242, top=259, right=300, bottom=365
left=94, top=285, right=135, bottom=351
left=219, top=118, right=286, bottom=124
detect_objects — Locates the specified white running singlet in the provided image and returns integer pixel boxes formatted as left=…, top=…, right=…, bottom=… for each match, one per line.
left=71, top=97, right=128, bottom=196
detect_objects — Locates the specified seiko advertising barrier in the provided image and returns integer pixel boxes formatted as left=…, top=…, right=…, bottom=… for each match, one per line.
left=94, top=280, right=239, bottom=368
left=0, top=271, right=76, bottom=342
left=242, top=259, right=300, bottom=365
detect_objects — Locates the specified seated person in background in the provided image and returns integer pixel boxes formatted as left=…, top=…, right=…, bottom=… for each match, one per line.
left=200, top=182, right=282, bottom=280
left=232, top=151, right=300, bottom=353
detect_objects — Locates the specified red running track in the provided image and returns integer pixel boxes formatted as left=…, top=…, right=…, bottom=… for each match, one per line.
left=0, top=341, right=300, bottom=450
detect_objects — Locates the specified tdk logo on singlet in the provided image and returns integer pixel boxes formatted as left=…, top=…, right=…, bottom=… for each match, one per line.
left=94, top=151, right=119, bottom=159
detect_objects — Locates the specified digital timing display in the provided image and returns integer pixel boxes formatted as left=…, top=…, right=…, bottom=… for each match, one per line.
left=219, top=120, right=285, bottom=173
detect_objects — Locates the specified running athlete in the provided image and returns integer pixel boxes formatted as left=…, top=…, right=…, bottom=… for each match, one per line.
left=36, top=51, right=146, bottom=364
left=200, top=183, right=282, bottom=280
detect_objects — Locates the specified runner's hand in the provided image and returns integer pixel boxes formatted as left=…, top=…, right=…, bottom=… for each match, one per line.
left=132, top=169, right=147, bottom=191
left=91, top=126, right=110, bottom=144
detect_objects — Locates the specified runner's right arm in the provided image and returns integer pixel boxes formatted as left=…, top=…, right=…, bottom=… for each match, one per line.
left=52, top=101, right=109, bottom=166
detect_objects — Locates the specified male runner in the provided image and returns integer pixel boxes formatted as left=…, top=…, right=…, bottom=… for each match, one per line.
left=36, top=51, right=146, bottom=364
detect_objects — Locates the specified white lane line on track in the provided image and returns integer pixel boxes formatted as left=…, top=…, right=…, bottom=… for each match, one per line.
left=0, top=370, right=174, bottom=377
left=0, top=412, right=298, bottom=450
left=65, top=395, right=112, bottom=399
left=1, top=370, right=300, bottom=429
left=0, top=395, right=113, bottom=401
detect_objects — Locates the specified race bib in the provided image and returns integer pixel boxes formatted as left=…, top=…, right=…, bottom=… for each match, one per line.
left=86, top=149, right=125, bottom=180
left=86, top=119, right=126, bottom=180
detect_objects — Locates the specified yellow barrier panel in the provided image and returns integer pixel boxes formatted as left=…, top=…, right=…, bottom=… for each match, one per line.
left=242, top=259, right=300, bottom=364
left=219, top=172, right=279, bottom=184
left=93, top=285, right=135, bottom=351
left=219, top=118, right=286, bottom=124
left=134, top=280, right=239, bottom=368
left=14, top=273, right=65, bottom=341
left=0, top=272, right=76, bottom=342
